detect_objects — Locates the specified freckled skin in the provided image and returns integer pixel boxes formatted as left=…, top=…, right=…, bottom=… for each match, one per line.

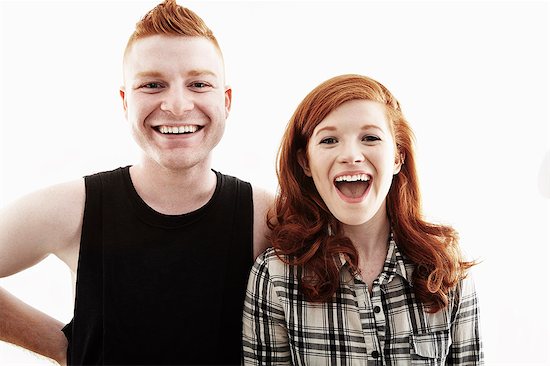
left=303, top=99, right=401, bottom=227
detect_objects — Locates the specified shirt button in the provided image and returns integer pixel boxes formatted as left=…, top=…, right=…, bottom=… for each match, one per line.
left=373, top=305, right=381, bottom=313
left=377, top=325, right=385, bottom=332
left=371, top=350, right=380, bottom=358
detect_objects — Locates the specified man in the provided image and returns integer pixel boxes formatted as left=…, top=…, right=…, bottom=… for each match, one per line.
left=0, top=1, right=272, bottom=365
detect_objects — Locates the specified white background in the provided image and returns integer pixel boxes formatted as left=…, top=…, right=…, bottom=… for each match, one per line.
left=1, top=1, right=548, bottom=365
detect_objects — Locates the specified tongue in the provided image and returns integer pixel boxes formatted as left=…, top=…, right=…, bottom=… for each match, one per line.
left=337, top=181, right=368, bottom=198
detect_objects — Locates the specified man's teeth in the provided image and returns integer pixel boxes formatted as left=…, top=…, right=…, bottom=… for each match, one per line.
left=335, top=174, right=370, bottom=182
left=158, top=125, right=199, bottom=134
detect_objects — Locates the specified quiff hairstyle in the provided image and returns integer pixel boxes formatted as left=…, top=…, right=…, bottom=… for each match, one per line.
left=124, top=0, right=221, bottom=59
left=271, top=74, right=475, bottom=313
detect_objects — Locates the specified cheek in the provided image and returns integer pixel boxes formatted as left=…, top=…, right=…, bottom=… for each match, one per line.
left=374, top=146, right=398, bottom=171
left=125, top=94, right=139, bottom=117
left=308, top=155, right=334, bottom=198
left=306, top=149, right=329, bottom=179
left=129, top=95, right=157, bottom=120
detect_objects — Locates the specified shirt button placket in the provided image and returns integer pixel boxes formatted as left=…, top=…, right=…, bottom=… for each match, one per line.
left=371, top=285, right=386, bottom=362
left=367, top=349, right=383, bottom=366
left=355, top=280, right=376, bottom=363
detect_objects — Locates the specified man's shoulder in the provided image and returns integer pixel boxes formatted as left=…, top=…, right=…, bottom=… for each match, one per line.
left=214, top=170, right=275, bottom=205
left=81, top=166, right=133, bottom=193
left=85, top=165, right=130, bottom=180
left=214, top=170, right=252, bottom=187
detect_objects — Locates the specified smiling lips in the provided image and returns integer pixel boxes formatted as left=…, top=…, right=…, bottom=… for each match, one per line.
left=155, top=125, right=201, bottom=134
left=334, top=173, right=371, bottom=200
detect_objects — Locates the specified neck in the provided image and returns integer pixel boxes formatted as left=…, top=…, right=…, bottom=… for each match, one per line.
left=343, top=205, right=391, bottom=259
left=343, top=205, right=391, bottom=289
left=129, top=157, right=217, bottom=215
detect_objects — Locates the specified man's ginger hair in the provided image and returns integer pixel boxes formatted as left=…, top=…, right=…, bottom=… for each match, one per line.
left=124, top=0, right=221, bottom=59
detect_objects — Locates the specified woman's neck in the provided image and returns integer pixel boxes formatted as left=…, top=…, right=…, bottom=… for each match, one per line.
left=343, top=206, right=391, bottom=258
left=342, top=206, right=391, bottom=290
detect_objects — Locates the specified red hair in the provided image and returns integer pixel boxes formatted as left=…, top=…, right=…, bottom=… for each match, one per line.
left=124, top=0, right=221, bottom=59
left=271, top=74, right=474, bottom=313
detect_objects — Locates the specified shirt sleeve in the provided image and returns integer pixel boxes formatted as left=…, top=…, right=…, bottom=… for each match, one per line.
left=446, top=273, right=484, bottom=365
left=242, top=252, right=292, bottom=365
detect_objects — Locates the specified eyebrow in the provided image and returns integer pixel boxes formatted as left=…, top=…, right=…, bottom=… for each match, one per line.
left=135, top=69, right=218, bottom=79
left=313, top=124, right=384, bottom=137
left=187, top=69, right=218, bottom=78
left=135, top=71, right=163, bottom=79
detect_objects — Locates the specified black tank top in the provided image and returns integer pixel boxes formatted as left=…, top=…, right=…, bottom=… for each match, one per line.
left=62, top=166, right=254, bottom=365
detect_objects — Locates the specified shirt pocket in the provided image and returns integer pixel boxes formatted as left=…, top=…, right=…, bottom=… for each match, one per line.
left=410, top=330, right=451, bottom=365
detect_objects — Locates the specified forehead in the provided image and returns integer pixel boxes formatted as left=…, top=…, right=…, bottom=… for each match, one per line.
left=123, top=35, right=224, bottom=80
left=314, top=99, right=390, bottom=132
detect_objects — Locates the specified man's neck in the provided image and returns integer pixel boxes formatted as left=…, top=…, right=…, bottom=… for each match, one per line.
left=129, top=159, right=217, bottom=215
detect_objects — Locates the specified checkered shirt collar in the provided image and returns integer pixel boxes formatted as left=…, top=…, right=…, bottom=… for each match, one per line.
left=336, top=233, right=414, bottom=287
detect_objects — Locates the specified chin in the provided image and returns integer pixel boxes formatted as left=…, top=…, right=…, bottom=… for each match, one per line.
left=341, top=220, right=372, bottom=227
left=154, top=157, right=196, bottom=171
left=331, top=204, right=384, bottom=227
left=333, top=214, right=373, bottom=227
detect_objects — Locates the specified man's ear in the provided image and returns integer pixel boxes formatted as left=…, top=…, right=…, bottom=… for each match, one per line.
left=119, top=87, right=128, bottom=119
left=297, top=149, right=312, bottom=177
left=224, top=86, right=232, bottom=119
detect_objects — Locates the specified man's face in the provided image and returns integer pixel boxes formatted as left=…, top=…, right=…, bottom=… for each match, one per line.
left=120, top=35, right=231, bottom=171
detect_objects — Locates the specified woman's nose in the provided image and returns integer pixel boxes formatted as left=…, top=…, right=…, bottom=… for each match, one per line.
left=338, top=142, right=365, bottom=164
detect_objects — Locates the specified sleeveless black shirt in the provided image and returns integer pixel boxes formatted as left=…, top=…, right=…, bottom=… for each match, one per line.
left=62, top=166, right=254, bottom=365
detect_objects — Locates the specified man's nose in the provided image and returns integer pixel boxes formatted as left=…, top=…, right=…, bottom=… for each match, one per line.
left=160, top=87, right=194, bottom=116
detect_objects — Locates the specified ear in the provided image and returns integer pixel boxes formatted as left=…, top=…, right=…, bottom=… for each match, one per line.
left=297, top=149, right=312, bottom=177
left=119, top=87, right=128, bottom=119
left=224, top=86, right=232, bottom=119
left=394, top=149, right=404, bottom=175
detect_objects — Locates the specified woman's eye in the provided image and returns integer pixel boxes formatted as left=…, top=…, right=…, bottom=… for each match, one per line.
left=320, top=137, right=337, bottom=144
left=363, top=135, right=381, bottom=142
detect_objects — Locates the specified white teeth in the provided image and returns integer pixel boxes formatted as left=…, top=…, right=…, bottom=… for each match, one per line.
left=158, top=125, right=199, bottom=134
left=335, top=174, right=370, bottom=182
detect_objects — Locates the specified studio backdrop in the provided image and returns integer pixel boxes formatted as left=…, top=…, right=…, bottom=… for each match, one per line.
left=1, top=1, right=548, bottom=365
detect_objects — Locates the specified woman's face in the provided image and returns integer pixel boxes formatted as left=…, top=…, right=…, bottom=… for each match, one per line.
left=301, top=99, right=402, bottom=227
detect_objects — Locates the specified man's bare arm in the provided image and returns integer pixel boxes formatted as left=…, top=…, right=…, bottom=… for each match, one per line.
left=0, top=287, right=68, bottom=365
left=251, top=186, right=275, bottom=259
left=0, top=179, right=85, bottom=365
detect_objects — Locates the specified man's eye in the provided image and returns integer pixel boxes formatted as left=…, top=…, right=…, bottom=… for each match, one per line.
left=142, top=82, right=162, bottom=89
left=190, top=82, right=210, bottom=88
left=320, top=137, right=337, bottom=144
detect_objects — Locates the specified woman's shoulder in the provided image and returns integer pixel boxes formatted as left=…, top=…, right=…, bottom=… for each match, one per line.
left=455, top=269, right=479, bottom=299
left=253, top=247, right=299, bottom=282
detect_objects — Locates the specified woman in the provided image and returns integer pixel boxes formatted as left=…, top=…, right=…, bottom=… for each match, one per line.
left=242, top=74, right=483, bottom=365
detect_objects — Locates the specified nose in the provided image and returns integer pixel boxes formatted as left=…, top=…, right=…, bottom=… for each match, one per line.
left=160, top=87, right=194, bottom=116
left=339, top=142, right=365, bottom=164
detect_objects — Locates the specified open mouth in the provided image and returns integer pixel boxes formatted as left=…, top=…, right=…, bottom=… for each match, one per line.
left=334, top=173, right=371, bottom=199
left=154, top=125, right=203, bottom=135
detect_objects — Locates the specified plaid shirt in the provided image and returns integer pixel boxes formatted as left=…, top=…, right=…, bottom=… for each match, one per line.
left=242, top=238, right=483, bottom=365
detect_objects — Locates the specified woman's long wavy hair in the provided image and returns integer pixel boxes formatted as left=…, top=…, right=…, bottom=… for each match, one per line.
left=271, top=74, right=475, bottom=313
